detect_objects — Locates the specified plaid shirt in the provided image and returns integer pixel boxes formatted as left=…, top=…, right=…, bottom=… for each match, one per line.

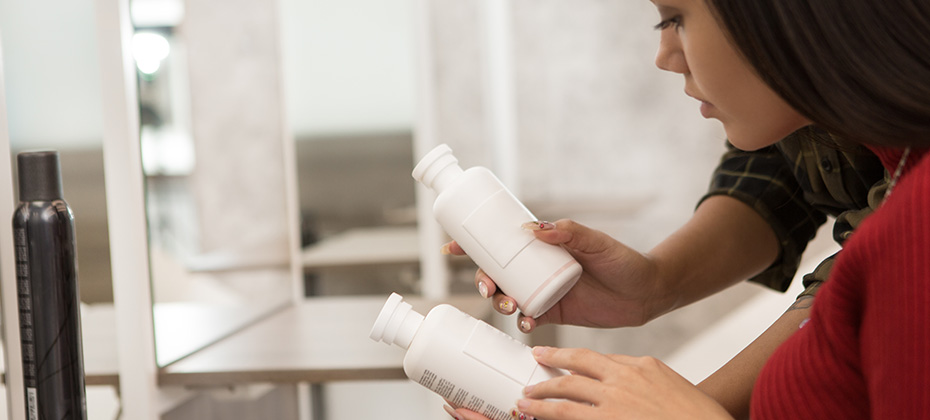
left=701, top=126, right=887, bottom=297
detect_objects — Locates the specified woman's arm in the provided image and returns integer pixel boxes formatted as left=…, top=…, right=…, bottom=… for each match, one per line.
left=647, top=194, right=782, bottom=316
left=463, top=194, right=781, bottom=331
left=697, top=296, right=813, bottom=420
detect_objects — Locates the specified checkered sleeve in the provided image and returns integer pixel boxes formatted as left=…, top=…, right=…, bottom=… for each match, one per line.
left=698, top=141, right=828, bottom=292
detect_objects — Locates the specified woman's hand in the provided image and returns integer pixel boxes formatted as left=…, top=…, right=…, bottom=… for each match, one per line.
left=446, top=347, right=732, bottom=420
left=518, top=347, right=732, bottom=420
left=444, top=219, right=670, bottom=332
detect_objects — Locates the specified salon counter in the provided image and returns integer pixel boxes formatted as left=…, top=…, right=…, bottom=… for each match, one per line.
left=3, top=295, right=489, bottom=390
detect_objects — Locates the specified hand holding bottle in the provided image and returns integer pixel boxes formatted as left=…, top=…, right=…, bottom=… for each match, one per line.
left=445, top=219, right=670, bottom=333
left=414, top=144, right=582, bottom=317
left=446, top=347, right=733, bottom=420
left=371, top=293, right=566, bottom=419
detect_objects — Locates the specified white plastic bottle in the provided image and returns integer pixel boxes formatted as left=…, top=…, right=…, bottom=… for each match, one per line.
left=412, top=144, right=582, bottom=317
left=370, top=293, right=565, bottom=420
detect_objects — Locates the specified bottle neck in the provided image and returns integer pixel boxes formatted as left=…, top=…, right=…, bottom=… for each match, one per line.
left=393, top=309, right=424, bottom=350
left=372, top=294, right=426, bottom=350
left=412, top=145, right=464, bottom=193
left=429, top=163, right=464, bottom=193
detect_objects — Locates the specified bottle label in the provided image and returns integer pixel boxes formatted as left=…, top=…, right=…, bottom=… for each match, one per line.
left=462, top=189, right=536, bottom=268
left=463, top=320, right=538, bottom=384
left=27, top=388, right=38, bottom=420
left=481, top=405, right=511, bottom=420
left=15, top=227, right=40, bottom=401
left=418, top=369, right=510, bottom=420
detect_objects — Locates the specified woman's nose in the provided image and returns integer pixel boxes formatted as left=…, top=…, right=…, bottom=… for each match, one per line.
left=655, top=32, right=688, bottom=74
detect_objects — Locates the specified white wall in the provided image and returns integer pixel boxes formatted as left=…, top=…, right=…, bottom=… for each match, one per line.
left=0, top=0, right=104, bottom=150
left=0, top=0, right=417, bottom=150
left=278, top=0, right=416, bottom=137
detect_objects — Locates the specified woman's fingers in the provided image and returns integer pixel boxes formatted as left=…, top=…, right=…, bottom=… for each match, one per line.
left=517, top=397, right=598, bottom=420
left=474, top=268, right=524, bottom=318
left=440, top=240, right=467, bottom=256
left=523, top=374, right=603, bottom=405
left=493, top=293, right=518, bottom=315
left=534, top=219, right=615, bottom=260
left=472, top=269, right=518, bottom=314
left=476, top=274, right=552, bottom=331
left=517, top=315, right=537, bottom=333
left=474, top=269, right=497, bottom=299
left=443, top=242, right=508, bottom=312
left=531, top=347, right=614, bottom=381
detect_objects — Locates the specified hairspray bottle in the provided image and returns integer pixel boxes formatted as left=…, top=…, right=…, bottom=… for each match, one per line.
left=13, top=151, right=86, bottom=420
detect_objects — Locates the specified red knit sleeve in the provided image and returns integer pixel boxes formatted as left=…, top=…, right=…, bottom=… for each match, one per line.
left=855, top=162, right=930, bottom=419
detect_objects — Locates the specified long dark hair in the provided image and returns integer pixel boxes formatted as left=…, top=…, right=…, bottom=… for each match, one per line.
left=706, top=0, right=930, bottom=148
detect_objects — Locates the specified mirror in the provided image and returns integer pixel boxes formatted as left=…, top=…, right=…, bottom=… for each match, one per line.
left=0, top=0, right=124, bottom=415
left=0, top=0, right=112, bottom=306
left=130, top=0, right=293, bottom=366
left=279, top=0, right=429, bottom=297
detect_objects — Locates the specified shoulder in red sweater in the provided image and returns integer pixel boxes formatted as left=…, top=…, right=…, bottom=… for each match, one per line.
left=751, top=147, right=930, bottom=419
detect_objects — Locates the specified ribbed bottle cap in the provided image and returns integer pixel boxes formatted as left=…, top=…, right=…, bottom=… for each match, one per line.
left=369, top=292, right=424, bottom=350
left=412, top=144, right=459, bottom=190
left=370, top=293, right=404, bottom=343
left=17, top=151, right=63, bottom=202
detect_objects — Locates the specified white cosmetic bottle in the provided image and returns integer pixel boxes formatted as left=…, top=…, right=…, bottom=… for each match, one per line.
left=370, top=293, right=565, bottom=420
left=412, top=144, right=582, bottom=317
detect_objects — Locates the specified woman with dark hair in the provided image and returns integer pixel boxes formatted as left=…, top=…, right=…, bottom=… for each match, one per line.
left=446, top=0, right=930, bottom=419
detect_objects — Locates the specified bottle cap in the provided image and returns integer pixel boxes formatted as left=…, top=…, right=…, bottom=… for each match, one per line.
left=412, top=144, right=461, bottom=190
left=369, top=293, right=424, bottom=350
left=17, top=150, right=64, bottom=202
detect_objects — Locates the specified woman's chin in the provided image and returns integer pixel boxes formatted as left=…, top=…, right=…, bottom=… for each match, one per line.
left=723, top=123, right=807, bottom=151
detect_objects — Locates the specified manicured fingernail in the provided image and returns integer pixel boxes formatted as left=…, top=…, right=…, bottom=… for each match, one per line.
left=499, top=299, right=515, bottom=313
left=518, top=399, right=532, bottom=410
left=478, top=281, right=490, bottom=299
left=532, top=346, right=550, bottom=357
left=522, top=221, right=555, bottom=231
left=520, top=318, right=532, bottom=332
left=444, top=404, right=463, bottom=420
left=523, top=384, right=535, bottom=395
left=510, top=408, right=529, bottom=420
left=440, top=243, right=452, bottom=255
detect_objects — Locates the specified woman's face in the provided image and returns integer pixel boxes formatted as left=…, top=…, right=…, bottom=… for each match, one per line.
left=651, top=0, right=810, bottom=150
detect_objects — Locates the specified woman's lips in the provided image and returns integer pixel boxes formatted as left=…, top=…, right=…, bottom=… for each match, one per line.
left=686, top=90, right=715, bottom=118
left=699, top=100, right=715, bottom=118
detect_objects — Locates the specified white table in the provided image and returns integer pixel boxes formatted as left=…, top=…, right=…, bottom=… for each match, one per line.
left=158, top=295, right=488, bottom=386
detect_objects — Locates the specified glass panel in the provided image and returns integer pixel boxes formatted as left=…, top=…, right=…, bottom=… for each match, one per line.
left=0, top=0, right=115, bottom=414
left=130, top=0, right=293, bottom=366
left=279, top=0, right=427, bottom=297
left=0, top=0, right=110, bottom=306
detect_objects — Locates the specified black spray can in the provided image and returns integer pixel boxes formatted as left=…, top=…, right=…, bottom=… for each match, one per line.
left=14, top=151, right=87, bottom=420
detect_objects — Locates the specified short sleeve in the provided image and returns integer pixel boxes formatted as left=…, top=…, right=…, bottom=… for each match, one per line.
left=698, top=141, right=827, bottom=292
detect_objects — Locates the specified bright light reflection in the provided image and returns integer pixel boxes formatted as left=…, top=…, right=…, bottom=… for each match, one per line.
left=132, top=32, right=171, bottom=75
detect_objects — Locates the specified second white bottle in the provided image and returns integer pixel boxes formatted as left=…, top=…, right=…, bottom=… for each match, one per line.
left=370, top=293, right=566, bottom=420
left=413, top=144, right=582, bottom=317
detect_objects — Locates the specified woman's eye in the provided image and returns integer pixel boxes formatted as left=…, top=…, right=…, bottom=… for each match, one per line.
left=653, top=16, right=682, bottom=31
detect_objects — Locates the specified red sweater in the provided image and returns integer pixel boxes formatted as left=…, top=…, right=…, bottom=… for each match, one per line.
left=751, top=146, right=930, bottom=419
